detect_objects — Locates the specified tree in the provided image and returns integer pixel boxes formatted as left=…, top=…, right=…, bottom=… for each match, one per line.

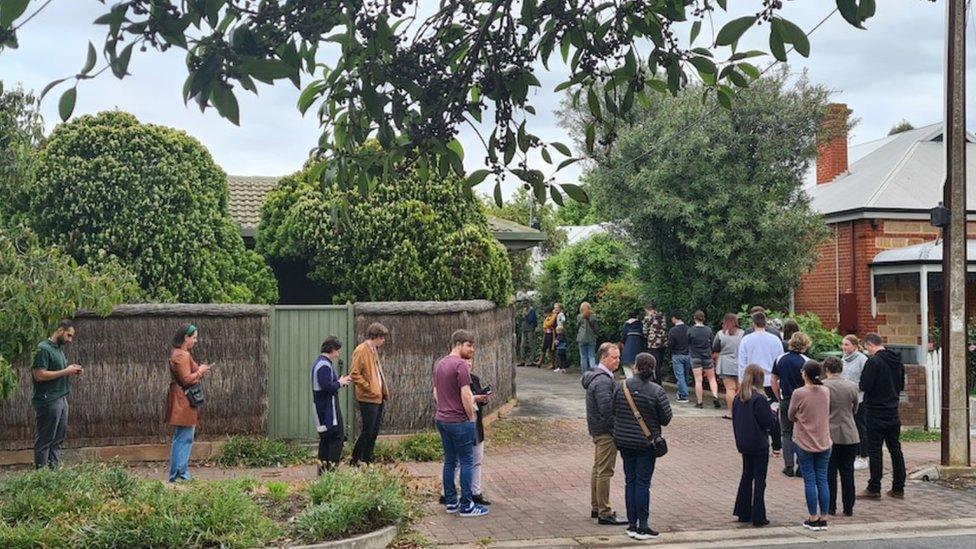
left=888, top=119, right=915, bottom=135
left=554, top=184, right=601, bottom=225
left=256, top=160, right=513, bottom=304
left=29, top=111, right=278, bottom=304
left=581, top=69, right=831, bottom=322
left=0, top=1, right=879, bottom=205
left=482, top=187, right=566, bottom=290
left=0, top=82, right=42, bottom=227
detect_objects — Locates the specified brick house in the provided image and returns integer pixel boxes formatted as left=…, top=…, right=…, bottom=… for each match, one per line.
left=794, top=104, right=976, bottom=364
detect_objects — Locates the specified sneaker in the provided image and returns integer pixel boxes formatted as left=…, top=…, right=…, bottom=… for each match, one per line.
left=802, top=519, right=823, bottom=531
left=472, top=494, right=492, bottom=505
left=886, top=489, right=905, bottom=499
left=860, top=489, right=882, bottom=499
left=818, top=520, right=828, bottom=530
left=783, top=466, right=795, bottom=478
left=854, top=457, right=869, bottom=471
left=625, top=525, right=638, bottom=539
left=676, top=397, right=689, bottom=403
left=459, top=504, right=490, bottom=517
left=695, top=402, right=704, bottom=409
left=632, top=527, right=659, bottom=540
left=713, top=398, right=721, bottom=408
left=446, top=503, right=459, bottom=514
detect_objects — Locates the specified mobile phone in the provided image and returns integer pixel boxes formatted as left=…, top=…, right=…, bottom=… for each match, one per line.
left=482, top=384, right=493, bottom=395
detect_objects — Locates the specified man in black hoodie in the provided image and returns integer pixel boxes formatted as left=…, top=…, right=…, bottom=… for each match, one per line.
left=582, top=342, right=627, bottom=525
left=858, top=333, right=906, bottom=499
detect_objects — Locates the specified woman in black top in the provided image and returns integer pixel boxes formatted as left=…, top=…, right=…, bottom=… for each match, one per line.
left=732, top=364, right=782, bottom=527
left=688, top=310, right=719, bottom=409
left=611, top=353, right=673, bottom=540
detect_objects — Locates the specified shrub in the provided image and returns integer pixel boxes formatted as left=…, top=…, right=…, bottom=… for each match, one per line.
left=213, top=436, right=312, bottom=468
left=593, top=275, right=646, bottom=344
left=30, top=111, right=277, bottom=304
left=736, top=308, right=841, bottom=359
left=256, top=159, right=512, bottom=304
left=394, top=431, right=444, bottom=462
left=265, top=481, right=289, bottom=502
left=298, top=467, right=406, bottom=541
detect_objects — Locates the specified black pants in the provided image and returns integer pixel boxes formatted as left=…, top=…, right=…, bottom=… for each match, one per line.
left=733, top=452, right=769, bottom=525
left=34, top=396, right=69, bottom=469
left=648, top=347, right=665, bottom=383
left=318, top=426, right=345, bottom=468
left=854, top=406, right=868, bottom=458
left=538, top=332, right=553, bottom=366
left=866, top=411, right=906, bottom=493
left=352, top=401, right=384, bottom=464
left=827, top=443, right=857, bottom=514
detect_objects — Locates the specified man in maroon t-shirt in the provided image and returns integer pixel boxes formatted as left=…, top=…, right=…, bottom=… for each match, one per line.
left=433, top=329, right=488, bottom=517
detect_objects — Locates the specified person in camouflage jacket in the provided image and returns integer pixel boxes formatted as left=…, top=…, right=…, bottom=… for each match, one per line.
left=643, top=304, right=667, bottom=383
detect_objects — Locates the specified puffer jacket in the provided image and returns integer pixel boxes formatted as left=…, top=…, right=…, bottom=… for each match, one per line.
left=582, top=368, right=615, bottom=436
left=611, top=376, right=672, bottom=451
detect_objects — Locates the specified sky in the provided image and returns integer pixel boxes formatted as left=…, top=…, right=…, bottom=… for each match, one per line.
left=0, top=1, right=973, bottom=200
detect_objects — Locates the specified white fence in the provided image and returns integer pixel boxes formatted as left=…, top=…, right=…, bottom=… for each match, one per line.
left=925, top=349, right=941, bottom=430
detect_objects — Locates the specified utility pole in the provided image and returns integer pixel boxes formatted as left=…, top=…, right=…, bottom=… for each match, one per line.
left=941, top=0, right=971, bottom=467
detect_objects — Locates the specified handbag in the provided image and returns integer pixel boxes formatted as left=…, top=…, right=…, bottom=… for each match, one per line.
left=622, top=380, right=667, bottom=458
left=172, top=363, right=205, bottom=408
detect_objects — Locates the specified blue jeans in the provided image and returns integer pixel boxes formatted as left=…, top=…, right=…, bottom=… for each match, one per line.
left=671, top=355, right=691, bottom=399
left=168, top=426, right=195, bottom=482
left=796, top=446, right=831, bottom=516
left=436, top=420, right=476, bottom=510
left=579, top=342, right=597, bottom=374
left=620, top=447, right=656, bottom=529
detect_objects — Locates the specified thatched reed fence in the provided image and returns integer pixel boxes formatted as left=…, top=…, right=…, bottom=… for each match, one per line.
left=354, top=300, right=516, bottom=434
left=0, top=304, right=269, bottom=451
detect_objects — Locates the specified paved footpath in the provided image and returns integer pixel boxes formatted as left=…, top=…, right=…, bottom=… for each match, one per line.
left=408, top=367, right=976, bottom=547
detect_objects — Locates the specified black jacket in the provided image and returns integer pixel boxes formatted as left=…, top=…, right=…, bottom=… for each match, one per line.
left=610, top=376, right=672, bottom=451
left=582, top=368, right=615, bottom=436
left=859, top=348, right=905, bottom=415
left=471, top=373, right=488, bottom=443
left=667, top=324, right=690, bottom=355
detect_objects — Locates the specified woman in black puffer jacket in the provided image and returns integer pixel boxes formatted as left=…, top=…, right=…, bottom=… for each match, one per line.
left=611, top=353, right=673, bottom=540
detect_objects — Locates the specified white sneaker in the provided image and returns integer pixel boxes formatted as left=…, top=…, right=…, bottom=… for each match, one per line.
left=854, top=458, right=868, bottom=471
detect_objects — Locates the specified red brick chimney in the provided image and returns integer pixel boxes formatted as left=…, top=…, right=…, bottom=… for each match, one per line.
left=817, top=103, right=850, bottom=185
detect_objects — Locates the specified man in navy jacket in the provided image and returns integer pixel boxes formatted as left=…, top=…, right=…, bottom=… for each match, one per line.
left=312, top=336, right=351, bottom=474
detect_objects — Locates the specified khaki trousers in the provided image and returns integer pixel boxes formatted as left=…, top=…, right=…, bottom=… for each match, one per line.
left=591, top=434, right=617, bottom=517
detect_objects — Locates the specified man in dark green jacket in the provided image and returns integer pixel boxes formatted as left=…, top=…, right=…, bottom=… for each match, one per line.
left=32, top=320, right=84, bottom=469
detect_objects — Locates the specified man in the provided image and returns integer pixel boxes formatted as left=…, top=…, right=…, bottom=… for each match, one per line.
left=517, top=303, right=537, bottom=367
left=311, top=336, right=352, bottom=474
left=737, top=312, right=783, bottom=400
left=581, top=342, right=627, bottom=525
left=642, top=303, right=667, bottom=383
left=666, top=312, right=691, bottom=403
left=859, top=333, right=906, bottom=499
left=433, top=329, right=489, bottom=517
left=770, top=332, right=811, bottom=478
left=32, top=319, right=83, bottom=469
left=349, top=322, right=390, bottom=466
left=744, top=306, right=783, bottom=340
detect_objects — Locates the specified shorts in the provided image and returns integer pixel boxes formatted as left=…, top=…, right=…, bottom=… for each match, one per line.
left=691, top=357, right=713, bottom=369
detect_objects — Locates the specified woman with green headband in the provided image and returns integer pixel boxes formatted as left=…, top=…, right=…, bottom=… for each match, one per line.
left=166, top=323, right=211, bottom=482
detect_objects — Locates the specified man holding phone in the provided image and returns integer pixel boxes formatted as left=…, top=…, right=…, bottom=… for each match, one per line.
left=32, top=319, right=83, bottom=469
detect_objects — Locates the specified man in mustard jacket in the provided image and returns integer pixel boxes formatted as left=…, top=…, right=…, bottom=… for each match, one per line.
left=349, top=322, right=390, bottom=465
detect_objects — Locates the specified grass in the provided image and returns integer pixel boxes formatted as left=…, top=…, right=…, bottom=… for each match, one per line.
left=296, top=467, right=407, bottom=542
left=213, top=436, right=313, bottom=468
left=265, top=481, right=290, bottom=502
left=901, top=427, right=941, bottom=442
left=373, top=431, right=444, bottom=463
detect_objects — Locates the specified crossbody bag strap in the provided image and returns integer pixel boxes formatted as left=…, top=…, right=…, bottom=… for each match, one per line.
left=622, top=381, right=653, bottom=439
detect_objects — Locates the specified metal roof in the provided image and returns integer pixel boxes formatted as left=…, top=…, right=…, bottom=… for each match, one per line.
left=870, top=239, right=976, bottom=266
left=806, top=123, right=976, bottom=220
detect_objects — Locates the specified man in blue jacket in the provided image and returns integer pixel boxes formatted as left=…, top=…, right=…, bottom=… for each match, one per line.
left=312, top=336, right=351, bottom=475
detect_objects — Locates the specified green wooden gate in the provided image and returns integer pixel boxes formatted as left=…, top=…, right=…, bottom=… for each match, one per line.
left=268, top=304, right=355, bottom=439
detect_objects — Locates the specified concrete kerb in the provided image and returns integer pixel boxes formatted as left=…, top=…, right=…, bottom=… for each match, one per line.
left=909, top=464, right=976, bottom=481
left=436, top=517, right=976, bottom=548
left=279, top=525, right=397, bottom=549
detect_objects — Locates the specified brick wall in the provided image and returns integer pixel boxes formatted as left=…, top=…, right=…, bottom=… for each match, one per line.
left=900, top=364, right=927, bottom=427
left=875, top=274, right=921, bottom=345
left=794, top=230, right=840, bottom=328
left=817, top=103, right=849, bottom=185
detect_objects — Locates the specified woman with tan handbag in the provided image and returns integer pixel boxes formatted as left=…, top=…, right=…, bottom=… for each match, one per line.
left=610, top=353, right=673, bottom=541
left=166, top=323, right=211, bottom=483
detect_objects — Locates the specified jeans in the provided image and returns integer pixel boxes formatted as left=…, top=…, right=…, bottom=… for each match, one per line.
left=34, top=396, right=68, bottom=469
left=795, top=446, right=831, bottom=516
left=352, top=401, right=384, bottom=464
left=778, top=397, right=796, bottom=468
left=828, top=443, right=858, bottom=514
left=437, top=420, right=476, bottom=509
left=866, top=411, right=906, bottom=493
left=733, top=452, right=769, bottom=525
left=168, top=426, right=195, bottom=482
left=671, top=354, right=691, bottom=399
left=620, top=447, right=656, bottom=529
left=579, top=342, right=597, bottom=374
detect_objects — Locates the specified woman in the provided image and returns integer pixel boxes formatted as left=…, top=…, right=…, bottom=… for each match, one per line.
left=536, top=306, right=557, bottom=368
left=732, top=364, right=782, bottom=527
left=611, top=353, right=673, bottom=540
left=713, top=313, right=744, bottom=419
left=621, top=309, right=645, bottom=367
left=577, top=302, right=599, bottom=375
left=823, top=356, right=859, bottom=517
left=688, top=310, right=719, bottom=409
left=789, top=360, right=832, bottom=532
left=782, top=319, right=801, bottom=352
left=840, top=335, right=869, bottom=470
left=166, top=323, right=211, bottom=483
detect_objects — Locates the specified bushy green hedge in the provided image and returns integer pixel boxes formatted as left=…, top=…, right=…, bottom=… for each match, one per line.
left=256, top=162, right=512, bottom=304
left=29, top=111, right=277, bottom=304
left=737, top=309, right=842, bottom=359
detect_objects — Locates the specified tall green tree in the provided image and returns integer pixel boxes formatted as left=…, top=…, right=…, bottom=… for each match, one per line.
left=482, top=187, right=566, bottom=291
left=0, top=83, right=41, bottom=227
left=0, top=1, right=879, bottom=204
left=580, top=69, right=831, bottom=322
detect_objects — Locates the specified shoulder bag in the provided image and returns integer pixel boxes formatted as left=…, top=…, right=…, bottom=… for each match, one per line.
left=622, top=381, right=667, bottom=458
left=172, top=362, right=205, bottom=408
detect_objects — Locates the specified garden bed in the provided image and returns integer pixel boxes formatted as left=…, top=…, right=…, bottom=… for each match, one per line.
left=0, top=463, right=411, bottom=548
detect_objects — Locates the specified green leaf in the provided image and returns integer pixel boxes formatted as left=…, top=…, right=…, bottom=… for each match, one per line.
left=561, top=183, right=589, bottom=203
left=40, top=78, right=68, bottom=100
left=769, top=29, right=787, bottom=62
left=493, top=181, right=503, bottom=207
left=533, top=181, right=547, bottom=204
left=111, top=43, right=134, bottom=78
left=738, top=62, right=760, bottom=80
left=0, top=0, right=30, bottom=27
left=689, top=56, right=717, bottom=78
left=238, top=57, right=293, bottom=82
left=297, top=81, right=322, bottom=115
left=211, top=85, right=240, bottom=125
left=446, top=139, right=464, bottom=161
left=690, top=20, right=702, bottom=45
left=466, top=169, right=490, bottom=187
left=552, top=142, right=572, bottom=157
left=859, top=0, right=877, bottom=19
left=58, top=87, right=77, bottom=122
left=778, top=18, right=810, bottom=57
left=584, top=123, right=596, bottom=153
left=556, top=157, right=580, bottom=171
left=80, top=42, right=97, bottom=75
left=716, top=88, right=732, bottom=110
left=541, top=147, right=552, bottom=164
left=715, top=16, right=756, bottom=46
left=586, top=87, right=602, bottom=120
left=837, top=0, right=865, bottom=29
left=549, top=185, right=564, bottom=206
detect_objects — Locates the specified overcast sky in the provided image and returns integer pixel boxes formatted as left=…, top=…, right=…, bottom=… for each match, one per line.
left=0, top=1, right=972, bottom=199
